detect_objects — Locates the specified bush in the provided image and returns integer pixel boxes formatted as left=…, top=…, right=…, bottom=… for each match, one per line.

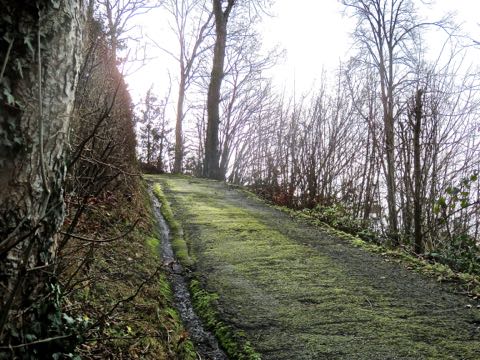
left=434, top=234, right=480, bottom=274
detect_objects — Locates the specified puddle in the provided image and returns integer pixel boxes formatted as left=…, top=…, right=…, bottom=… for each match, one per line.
left=150, top=189, right=228, bottom=360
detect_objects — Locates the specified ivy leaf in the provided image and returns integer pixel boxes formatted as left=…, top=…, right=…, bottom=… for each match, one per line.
left=437, top=196, right=446, bottom=207
left=15, top=59, right=24, bottom=78
left=3, top=88, right=15, bottom=105
left=25, top=333, right=37, bottom=341
left=51, top=0, right=61, bottom=9
left=461, top=199, right=469, bottom=208
left=63, top=313, right=75, bottom=325
left=3, top=32, right=13, bottom=43
left=24, top=35, right=35, bottom=57
left=2, top=14, right=13, bottom=25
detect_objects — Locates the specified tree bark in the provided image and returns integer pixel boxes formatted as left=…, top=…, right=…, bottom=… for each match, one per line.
left=203, top=0, right=235, bottom=180
left=412, top=89, right=424, bottom=253
left=384, top=42, right=399, bottom=243
left=0, top=0, right=86, bottom=344
left=173, top=73, right=185, bottom=173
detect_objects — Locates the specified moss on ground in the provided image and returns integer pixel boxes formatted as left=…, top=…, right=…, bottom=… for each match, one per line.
left=279, top=206, right=480, bottom=297
left=153, top=174, right=480, bottom=360
left=152, top=179, right=260, bottom=359
left=146, top=236, right=160, bottom=255
left=152, top=182, right=194, bottom=267
left=189, top=279, right=261, bottom=360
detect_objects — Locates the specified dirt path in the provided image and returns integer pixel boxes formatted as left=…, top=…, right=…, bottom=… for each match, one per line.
left=156, top=175, right=480, bottom=360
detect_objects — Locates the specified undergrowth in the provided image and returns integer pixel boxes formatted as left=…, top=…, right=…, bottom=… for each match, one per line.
left=60, top=180, right=196, bottom=359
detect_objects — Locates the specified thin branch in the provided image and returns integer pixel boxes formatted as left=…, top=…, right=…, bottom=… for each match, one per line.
left=38, top=13, right=50, bottom=195
left=60, top=219, right=141, bottom=243
left=0, top=37, right=14, bottom=83
left=86, top=266, right=162, bottom=331
left=0, top=334, right=72, bottom=350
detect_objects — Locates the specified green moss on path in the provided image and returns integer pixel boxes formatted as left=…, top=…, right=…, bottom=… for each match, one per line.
left=155, top=175, right=480, bottom=360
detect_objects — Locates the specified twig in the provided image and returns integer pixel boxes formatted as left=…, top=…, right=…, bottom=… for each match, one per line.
left=59, top=219, right=141, bottom=243
left=37, top=13, right=50, bottom=195
left=0, top=334, right=72, bottom=350
left=86, top=266, right=162, bottom=331
left=0, top=38, right=14, bottom=83
left=79, top=155, right=142, bottom=177
left=365, top=297, right=373, bottom=308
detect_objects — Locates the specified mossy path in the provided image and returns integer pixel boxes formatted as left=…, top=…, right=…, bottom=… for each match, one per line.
left=155, top=175, right=480, bottom=360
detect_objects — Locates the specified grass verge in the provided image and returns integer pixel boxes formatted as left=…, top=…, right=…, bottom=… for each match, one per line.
left=189, top=280, right=261, bottom=360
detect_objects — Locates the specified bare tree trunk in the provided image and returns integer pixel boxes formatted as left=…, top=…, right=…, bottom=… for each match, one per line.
left=412, top=89, right=424, bottom=253
left=203, top=0, right=235, bottom=180
left=174, top=73, right=186, bottom=173
left=160, top=0, right=212, bottom=174
left=341, top=0, right=438, bottom=244
left=0, top=0, right=86, bottom=343
left=398, top=118, right=412, bottom=243
left=378, top=40, right=399, bottom=243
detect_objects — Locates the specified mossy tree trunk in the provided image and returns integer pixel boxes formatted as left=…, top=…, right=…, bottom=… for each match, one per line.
left=0, top=0, right=86, bottom=347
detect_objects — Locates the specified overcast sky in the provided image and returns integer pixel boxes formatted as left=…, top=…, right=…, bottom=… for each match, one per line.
left=259, top=0, right=480, bottom=91
left=125, top=0, right=480, bottom=102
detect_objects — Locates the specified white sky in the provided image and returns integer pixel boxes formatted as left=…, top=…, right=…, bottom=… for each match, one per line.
left=125, top=0, right=480, bottom=103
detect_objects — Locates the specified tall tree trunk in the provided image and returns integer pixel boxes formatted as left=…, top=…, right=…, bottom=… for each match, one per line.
left=413, top=89, right=424, bottom=253
left=203, top=0, right=235, bottom=180
left=381, top=43, right=399, bottom=244
left=385, top=116, right=399, bottom=240
left=173, top=71, right=186, bottom=173
left=146, top=124, right=152, bottom=164
left=0, top=0, right=86, bottom=345
left=400, top=125, right=413, bottom=241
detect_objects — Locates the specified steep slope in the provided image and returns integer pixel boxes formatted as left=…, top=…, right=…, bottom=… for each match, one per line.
left=154, top=175, right=480, bottom=360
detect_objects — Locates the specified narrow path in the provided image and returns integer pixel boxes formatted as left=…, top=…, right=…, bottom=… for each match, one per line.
left=157, top=175, right=480, bottom=360
left=149, top=188, right=227, bottom=360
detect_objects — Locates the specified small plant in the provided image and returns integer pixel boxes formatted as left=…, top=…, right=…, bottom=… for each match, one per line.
left=433, top=173, right=480, bottom=274
left=432, top=234, right=480, bottom=274
left=303, top=204, right=380, bottom=244
left=1, top=282, right=90, bottom=360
